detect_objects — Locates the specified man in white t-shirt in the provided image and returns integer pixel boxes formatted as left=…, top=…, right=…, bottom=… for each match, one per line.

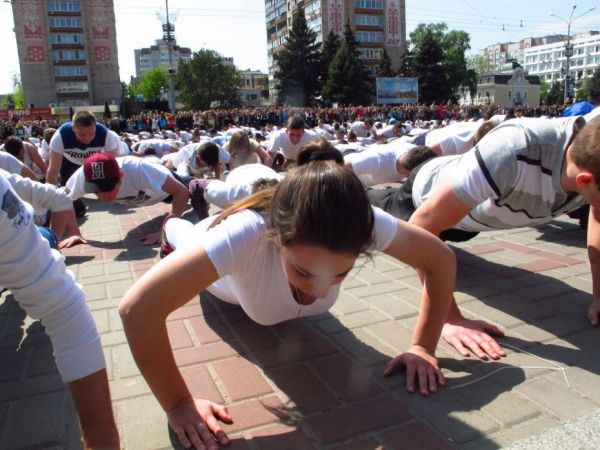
left=265, top=116, right=319, bottom=163
left=424, top=120, right=497, bottom=156
left=0, top=174, right=119, bottom=448
left=165, top=141, right=231, bottom=181
left=131, top=138, right=179, bottom=157
left=65, top=153, right=189, bottom=245
left=0, top=150, right=38, bottom=180
left=350, top=118, right=378, bottom=139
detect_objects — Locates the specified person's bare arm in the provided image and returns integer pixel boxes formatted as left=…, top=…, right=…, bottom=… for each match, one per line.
left=586, top=205, right=600, bottom=325
left=119, top=244, right=232, bottom=449
left=68, top=369, right=120, bottom=449
left=26, top=142, right=48, bottom=174
left=46, top=151, right=63, bottom=185
left=20, top=164, right=39, bottom=181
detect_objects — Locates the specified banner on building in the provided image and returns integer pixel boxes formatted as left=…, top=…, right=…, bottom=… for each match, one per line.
left=0, top=108, right=53, bottom=120
left=376, top=78, right=418, bottom=104
left=385, top=0, right=402, bottom=46
left=89, top=0, right=113, bottom=62
left=328, top=0, right=344, bottom=35
left=17, top=0, right=46, bottom=63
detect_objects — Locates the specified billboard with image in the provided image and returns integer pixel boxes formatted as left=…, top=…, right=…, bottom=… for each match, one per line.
left=376, top=77, right=418, bottom=104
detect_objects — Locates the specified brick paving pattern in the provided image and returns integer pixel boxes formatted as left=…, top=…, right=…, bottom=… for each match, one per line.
left=1, top=198, right=599, bottom=449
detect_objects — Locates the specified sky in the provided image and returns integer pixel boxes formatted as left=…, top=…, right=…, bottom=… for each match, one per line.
left=0, top=0, right=599, bottom=95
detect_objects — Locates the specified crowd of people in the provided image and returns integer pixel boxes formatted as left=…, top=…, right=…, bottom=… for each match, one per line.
left=1, top=101, right=599, bottom=449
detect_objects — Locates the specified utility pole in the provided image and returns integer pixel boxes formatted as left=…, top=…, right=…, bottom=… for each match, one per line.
left=551, top=5, right=596, bottom=104
left=164, top=0, right=175, bottom=112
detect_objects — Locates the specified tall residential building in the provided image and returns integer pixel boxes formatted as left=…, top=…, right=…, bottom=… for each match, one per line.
left=11, top=0, right=121, bottom=108
left=480, top=35, right=567, bottom=73
left=134, top=39, right=192, bottom=78
left=265, top=0, right=406, bottom=98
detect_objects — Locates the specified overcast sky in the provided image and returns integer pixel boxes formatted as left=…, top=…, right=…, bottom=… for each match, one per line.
left=1, top=0, right=598, bottom=95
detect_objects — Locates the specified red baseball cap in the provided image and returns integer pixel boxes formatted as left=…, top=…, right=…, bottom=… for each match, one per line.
left=83, top=153, right=120, bottom=193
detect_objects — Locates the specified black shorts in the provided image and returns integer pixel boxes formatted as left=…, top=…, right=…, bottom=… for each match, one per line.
left=367, top=162, right=479, bottom=243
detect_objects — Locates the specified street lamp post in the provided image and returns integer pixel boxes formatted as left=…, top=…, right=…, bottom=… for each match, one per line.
left=551, top=5, right=596, bottom=104
left=164, top=0, right=175, bottom=112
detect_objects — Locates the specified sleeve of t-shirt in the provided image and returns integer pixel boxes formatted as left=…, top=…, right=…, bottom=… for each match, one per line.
left=0, top=176, right=105, bottom=383
left=346, top=151, right=380, bottom=179
left=138, top=160, right=171, bottom=193
left=48, top=128, right=65, bottom=155
left=64, top=166, right=87, bottom=201
left=450, top=125, right=520, bottom=208
left=368, top=206, right=399, bottom=252
left=201, top=210, right=264, bottom=278
left=105, top=130, right=121, bottom=154
left=0, top=151, right=25, bottom=174
left=4, top=170, right=72, bottom=212
left=218, top=145, right=231, bottom=164
left=40, top=140, right=50, bottom=161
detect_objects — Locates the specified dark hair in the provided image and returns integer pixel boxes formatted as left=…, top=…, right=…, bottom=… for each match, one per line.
left=296, top=139, right=344, bottom=166
left=473, top=120, right=498, bottom=144
left=72, top=110, right=96, bottom=127
left=143, top=146, right=157, bottom=156
left=287, top=115, right=306, bottom=130
left=197, top=142, right=219, bottom=166
left=212, top=162, right=374, bottom=255
left=398, top=146, right=438, bottom=172
left=3, top=136, right=24, bottom=157
left=570, top=116, right=600, bottom=187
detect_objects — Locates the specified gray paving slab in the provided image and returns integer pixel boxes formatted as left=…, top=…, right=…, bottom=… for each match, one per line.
left=1, top=199, right=599, bottom=449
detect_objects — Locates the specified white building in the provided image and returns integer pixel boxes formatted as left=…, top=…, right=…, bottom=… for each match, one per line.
left=134, top=39, right=192, bottom=77
left=522, top=32, right=600, bottom=97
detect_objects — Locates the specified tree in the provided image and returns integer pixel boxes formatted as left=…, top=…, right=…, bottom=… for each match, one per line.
left=2, top=73, right=25, bottom=108
left=175, top=49, right=241, bottom=110
left=467, top=54, right=494, bottom=75
left=539, top=78, right=550, bottom=105
left=376, top=49, right=395, bottom=77
left=546, top=80, right=564, bottom=105
left=408, top=23, right=473, bottom=102
left=319, top=31, right=341, bottom=90
left=133, top=66, right=169, bottom=101
left=274, top=8, right=321, bottom=106
left=575, top=77, right=591, bottom=102
left=103, top=101, right=112, bottom=119
left=323, top=23, right=372, bottom=105
left=589, top=66, right=600, bottom=104
left=411, top=28, right=449, bottom=103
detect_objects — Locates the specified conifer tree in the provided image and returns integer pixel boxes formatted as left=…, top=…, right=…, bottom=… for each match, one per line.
left=319, top=31, right=341, bottom=91
left=376, top=49, right=395, bottom=77
left=589, top=65, right=600, bottom=104
left=411, top=29, right=449, bottom=102
left=274, top=8, right=321, bottom=106
left=324, top=23, right=372, bottom=105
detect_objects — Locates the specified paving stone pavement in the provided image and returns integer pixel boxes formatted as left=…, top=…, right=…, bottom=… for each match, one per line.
left=1, top=197, right=599, bottom=449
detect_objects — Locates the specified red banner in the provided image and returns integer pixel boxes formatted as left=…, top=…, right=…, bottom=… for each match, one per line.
left=0, top=108, right=53, bottom=120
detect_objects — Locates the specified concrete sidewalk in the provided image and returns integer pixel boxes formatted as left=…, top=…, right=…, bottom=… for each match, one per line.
left=1, top=197, right=599, bottom=449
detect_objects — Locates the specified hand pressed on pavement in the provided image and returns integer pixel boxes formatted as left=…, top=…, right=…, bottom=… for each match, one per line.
left=167, top=397, right=233, bottom=450
left=58, top=235, right=87, bottom=249
left=442, top=317, right=506, bottom=360
left=384, top=345, right=445, bottom=396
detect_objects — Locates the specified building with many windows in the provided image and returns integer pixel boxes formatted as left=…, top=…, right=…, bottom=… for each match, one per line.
left=134, top=39, right=192, bottom=78
left=265, top=0, right=406, bottom=99
left=11, top=0, right=121, bottom=108
left=240, top=70, right=269, bottom=105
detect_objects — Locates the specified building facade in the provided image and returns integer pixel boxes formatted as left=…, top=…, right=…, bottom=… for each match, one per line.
left=265, top=0, right=406, bottom=99
left=522, top=32, right=600, bottom=98
left=472, top=64, right=540, bottom=107
left=239, top=70, right=269, bottom=105
left=11, top=0, right=121, bottom=108
left=134, top=39, right=192, bottom=78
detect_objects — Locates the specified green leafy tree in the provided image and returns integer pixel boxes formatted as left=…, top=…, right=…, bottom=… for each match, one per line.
left=467, top=54, right=494, bottom=75
left=411, top=28, right=449, bottom=103
left=133, top=66, right=169, bottom=101
left=175, top=49, right=241, bottom=110
left=376, top=49, right=395, bottom=77
left=2, top=73, right=25, bottom=108
left=120, top=81, right=135, bottom=118
left=539, top=78, right=550, bottom=105
left=589, top=66, right=600, bottom=104
left=408, top=23, right=473, bottom=102
left=323, top=23, right=372, bottom=105
left=319, top=31, right=341, bottom=90
left=575, top=77, right=591, bottom=102
left=546, top=80, right=564, bottom=105
left=274, top=7, right=321, bottom=105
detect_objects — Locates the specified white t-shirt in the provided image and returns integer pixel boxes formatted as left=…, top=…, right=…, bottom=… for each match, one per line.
left=266, top=129, right=319, bottom=160
left=204, top=164, right=283, bottom=209
left=350, top=121, right=376, bottom=138
left=170, top=142, right=231, bottom=177
left=585, top=107, right=600, bottom=122
left=425, top=122, right=481, bottom=155
left=0, top=151, right=24, bottom=174
left=135, top=139, right=177, bottom=157
left=179, top=130, right=193, bottom=144
left=169, top=207, right=398, bottom=325
left=345, top=141, right=415, bottom=186
left=49, top=124, right=121, bottom=166
left=0, top=174, right=104, bottom=382
left=65, top=156, right=172, bottom=206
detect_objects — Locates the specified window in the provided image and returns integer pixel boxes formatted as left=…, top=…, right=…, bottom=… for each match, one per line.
left=51, top=33, right=84, bottom=44
left=52, top=50, right=87, bottom=60
left=48, top=1, right=81, bottom=12
left=56, top=81, right=89, bottom=93
left=359, top=48, right=383, bottom=59
left=354, top=0, right=383, bottom=9
left=54, top=65, right=87, bottom=76
left=48, top=17, right=82, bottom=28
left=355, top=14, right=384, bottom=27
left=356, top=31, right=383, bottom=43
